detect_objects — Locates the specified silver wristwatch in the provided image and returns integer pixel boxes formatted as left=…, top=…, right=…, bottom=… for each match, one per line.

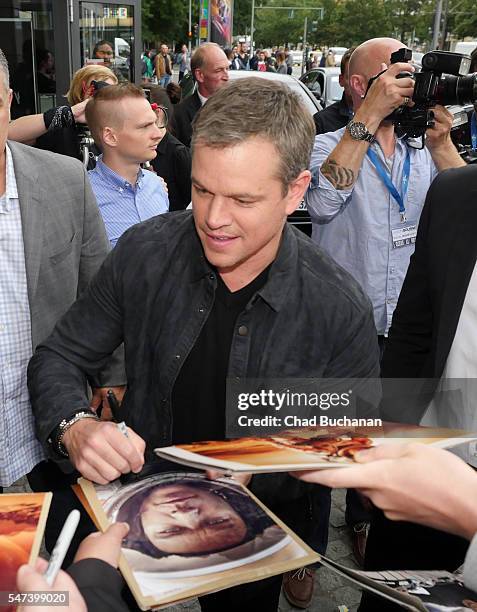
left=52, top=410, right=99, bottom=457
left=346, top=120, right=376, bottom=143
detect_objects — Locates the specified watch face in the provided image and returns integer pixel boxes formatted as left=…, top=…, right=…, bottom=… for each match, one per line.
left=349, top=121, right=367, bottom=139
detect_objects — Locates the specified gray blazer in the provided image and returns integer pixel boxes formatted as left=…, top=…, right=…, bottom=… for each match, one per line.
left=9, top=140, right=124, bottom=386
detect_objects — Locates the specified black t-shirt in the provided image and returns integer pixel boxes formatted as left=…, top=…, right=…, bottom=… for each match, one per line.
left=171, top=266, right=270, bottom=444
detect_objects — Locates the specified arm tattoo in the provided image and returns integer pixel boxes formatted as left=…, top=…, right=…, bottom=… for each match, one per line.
left=321, top=158, right=355, bottom=190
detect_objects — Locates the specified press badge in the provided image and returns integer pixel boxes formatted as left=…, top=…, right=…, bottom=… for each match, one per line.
left=391, top=221, right=417, bottom=249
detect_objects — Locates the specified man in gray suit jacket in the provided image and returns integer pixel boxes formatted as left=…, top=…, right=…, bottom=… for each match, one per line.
left=0, top=50, right=124, bottom=523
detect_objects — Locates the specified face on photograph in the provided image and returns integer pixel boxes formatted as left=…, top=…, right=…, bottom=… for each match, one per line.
left=140, top=484, right=248, bottom=555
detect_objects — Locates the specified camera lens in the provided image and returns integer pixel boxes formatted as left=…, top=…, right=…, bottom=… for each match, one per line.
left=435, top=73, right=477, bottom=105
left=455, top=74, right=477, bottom=105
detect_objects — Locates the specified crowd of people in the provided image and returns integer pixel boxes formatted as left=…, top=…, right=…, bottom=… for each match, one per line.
left=1, top=32, right=477, bottom=612
left=141, top=43, right=190, bottom=85
left=224, top=43, right=295, bottom=73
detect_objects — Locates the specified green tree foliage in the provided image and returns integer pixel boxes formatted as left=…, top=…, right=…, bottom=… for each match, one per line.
left=142, top=0, right=476, bottom=51
left=331, top=0, right=393, bottom=45
left=386, top=0, right=435, bottom=44
left=234, top=0, right=253, bottom=37
left=142, top=0, right=190, bottom=46
left=445, top=0, right=477, bottom=41
left=251, top=0, right=392, bottom=48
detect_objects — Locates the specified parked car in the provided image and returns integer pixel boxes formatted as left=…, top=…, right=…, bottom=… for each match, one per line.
left=180, top=69, right=322, bottom=117
left=179, top=70, right=321, bottom=235
left=227, top=69, right=322, bottom=116
left=299, top=67, right=343, bottom=108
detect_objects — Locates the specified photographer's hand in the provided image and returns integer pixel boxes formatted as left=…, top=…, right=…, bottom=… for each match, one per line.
left=319, top=62, right=415, bottom=192
left=356, top=61, right=415, bottom=128
left=426, top=104, right=466, bottom=171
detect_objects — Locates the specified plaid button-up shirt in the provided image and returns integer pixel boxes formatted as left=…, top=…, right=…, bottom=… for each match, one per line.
left=0, top=145, right=45, bottom=486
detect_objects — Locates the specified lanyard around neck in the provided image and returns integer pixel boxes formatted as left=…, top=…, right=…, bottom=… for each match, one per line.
left=367, top=147, right=411, bottom=222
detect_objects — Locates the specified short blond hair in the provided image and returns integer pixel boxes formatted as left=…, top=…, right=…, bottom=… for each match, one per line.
left=85, top=82, right=146, bottom=147
left=66, top=65, right=118, bottom=105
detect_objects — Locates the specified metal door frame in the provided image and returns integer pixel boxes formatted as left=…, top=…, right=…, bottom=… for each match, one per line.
left=52, top=2, right=74, bottom=106
left=0, top=17, right=37, bottom=112
left=70, top=0, right=141, bottom=84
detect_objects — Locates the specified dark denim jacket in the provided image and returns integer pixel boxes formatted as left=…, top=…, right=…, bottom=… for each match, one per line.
left=28, top=211, right=379, bottom=491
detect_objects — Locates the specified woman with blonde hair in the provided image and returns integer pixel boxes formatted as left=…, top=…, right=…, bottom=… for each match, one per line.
left=64, top=64, right=118, bottom=105
left=8, top=64, right=117, bottom=161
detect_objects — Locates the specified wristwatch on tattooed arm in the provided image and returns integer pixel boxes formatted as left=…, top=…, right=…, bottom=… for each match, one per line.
left=320, top=119, right=377, bottom=191
left=346, top=120, right=376, bottom=143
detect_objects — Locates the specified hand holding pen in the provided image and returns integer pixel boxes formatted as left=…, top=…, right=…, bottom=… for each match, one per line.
left=16, top=521, right=129, bottom=612
left=107, top=389, right=129, bottom=438
left=61, top=392, right=146, bottom=484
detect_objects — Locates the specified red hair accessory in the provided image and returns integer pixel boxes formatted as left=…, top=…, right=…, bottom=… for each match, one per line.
left=151, top=103, right=159, bottom=110
left=82, top=81, right=95, bottom=99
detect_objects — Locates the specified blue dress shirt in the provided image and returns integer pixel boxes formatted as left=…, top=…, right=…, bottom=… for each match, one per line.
left=89, top=157, right=169, bottom=247
left=305, top=128, right=438, bottom=334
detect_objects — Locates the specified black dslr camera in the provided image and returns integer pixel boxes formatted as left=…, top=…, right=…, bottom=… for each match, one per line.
left=386, top=48, right=477, bottom=140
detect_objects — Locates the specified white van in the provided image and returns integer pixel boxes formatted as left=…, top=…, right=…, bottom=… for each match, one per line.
left=454, top=41, right=477, bottom=57
left=114, top=37, right=130, bottom=60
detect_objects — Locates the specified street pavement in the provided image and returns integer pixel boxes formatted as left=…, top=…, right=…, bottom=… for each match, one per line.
left=6, top=478, right=363, bottom=611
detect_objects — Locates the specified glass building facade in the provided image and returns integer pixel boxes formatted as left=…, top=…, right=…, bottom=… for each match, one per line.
left=0, top=0, right=141, bottom=118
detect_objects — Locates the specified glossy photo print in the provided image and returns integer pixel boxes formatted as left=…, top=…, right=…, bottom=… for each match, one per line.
left=0, top=493, right=52, bottom=605
left=79, top=472, right=318, bottom=609
left=155, top=424, right=476, bottom=473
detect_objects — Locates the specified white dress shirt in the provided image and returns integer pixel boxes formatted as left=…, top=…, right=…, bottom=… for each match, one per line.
left=422, top=261, right=477, bottom=431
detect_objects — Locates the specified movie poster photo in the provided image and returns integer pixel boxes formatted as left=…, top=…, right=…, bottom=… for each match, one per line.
left=79, top=472, right=318, bottom=610
left=210, top=0, right=233, bottom=47
left=0, top=493, right=52, bottom=599
left=155, top=424, right=476, bottom=474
